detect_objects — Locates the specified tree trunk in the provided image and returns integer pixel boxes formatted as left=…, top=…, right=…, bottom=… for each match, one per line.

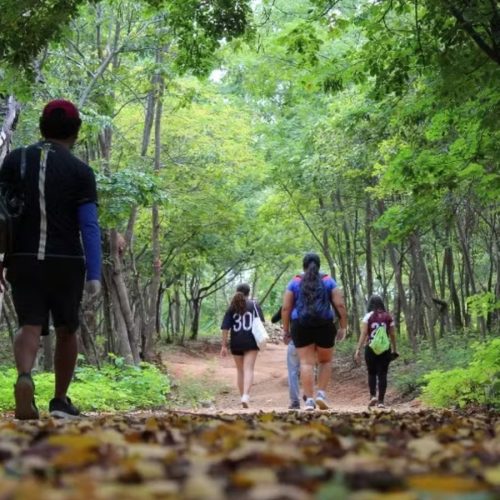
left=143, top=49, right=165, bottom=360
left=0, top=95, right=20, bottom=164
left=190, top=297, right=202, bottom=340
left=365, top=197, right=374, bottom=297
left=409, top=233, right=438, bottom=351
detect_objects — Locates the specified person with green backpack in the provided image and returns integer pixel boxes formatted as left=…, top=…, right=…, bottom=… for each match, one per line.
left=354, top=295, right=398, bottom=408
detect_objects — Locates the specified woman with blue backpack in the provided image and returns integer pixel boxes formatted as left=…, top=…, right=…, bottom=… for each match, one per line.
left=355, top=295, right=398, bottom=408
left=282, top=253, right=348, bottom=411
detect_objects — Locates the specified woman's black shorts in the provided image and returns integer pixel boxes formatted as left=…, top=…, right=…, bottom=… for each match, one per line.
left=291, top=320, right=336, bottom=348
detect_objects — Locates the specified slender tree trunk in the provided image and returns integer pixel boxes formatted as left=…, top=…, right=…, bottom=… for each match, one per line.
left=143, top=49, right=165, bottom=360
left=444, top=245, right=463, bottom=329
left=0, top=95, right=20, bottom=164
left=365, top=197, right=374, bottom=298
left=42, top=336, right=54, bottom=372
left=190, top=297, right=202, bottom=340
left=409, top=233, right=438, bottom=351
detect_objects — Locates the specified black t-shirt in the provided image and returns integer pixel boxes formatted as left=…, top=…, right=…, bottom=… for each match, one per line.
left=0, top=141, right=97, bottom=260
left=221, top=300, right=265, bottom=351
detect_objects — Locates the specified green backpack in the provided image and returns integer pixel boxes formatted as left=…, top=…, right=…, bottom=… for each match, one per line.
left=369, top=324, right=390, bottom=355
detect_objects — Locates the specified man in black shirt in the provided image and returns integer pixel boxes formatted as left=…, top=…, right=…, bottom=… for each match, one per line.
left=0, top=99, right=102, bottom=419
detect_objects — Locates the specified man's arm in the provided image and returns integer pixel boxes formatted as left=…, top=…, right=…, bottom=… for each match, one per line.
left=77, top=202, right=102, bottom=292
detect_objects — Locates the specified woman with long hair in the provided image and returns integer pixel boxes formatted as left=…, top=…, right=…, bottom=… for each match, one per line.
left=220, top=283, right=264, bottom=408
left=355, top=295, right=398, bottom=408
left=282, top=253, right=348, bottom=411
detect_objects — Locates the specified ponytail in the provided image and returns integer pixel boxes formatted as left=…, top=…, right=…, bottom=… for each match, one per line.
left=230, top=292, right=247, bottom=315
left=300, top=258, right=321, bottom=312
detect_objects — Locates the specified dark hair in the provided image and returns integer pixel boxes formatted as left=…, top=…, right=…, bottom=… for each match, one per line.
left=303, top=252, right=320, bottom=271
left=40, top=108, right=82, bottom=140
left=230, top=283, right=250, bottom=315
left=300, top=252, right=321, bottom=313
left=367, top=295, right=386, bottom=313
left=236, top=283, right=250, bottom=297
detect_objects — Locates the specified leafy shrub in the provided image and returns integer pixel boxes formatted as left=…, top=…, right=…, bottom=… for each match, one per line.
left=392, top=334, right=477, bottom=397
left=0, top=359, right=170, bottom=412
left=422, top=338, right=500, bottom=409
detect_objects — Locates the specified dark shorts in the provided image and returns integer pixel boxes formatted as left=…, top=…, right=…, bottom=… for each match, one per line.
left=6, top=256, right=85, bottom=335
left=230, top=330, right=258, bottom=355
left=291, top=320, right=336, bottom=349
left=231, top=348, right=258, bottom=356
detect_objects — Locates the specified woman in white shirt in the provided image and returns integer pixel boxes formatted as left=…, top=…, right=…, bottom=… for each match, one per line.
left=355, top=295, right=398, bottom=408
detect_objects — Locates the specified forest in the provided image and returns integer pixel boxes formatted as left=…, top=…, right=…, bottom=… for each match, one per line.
left=0, top=1, right=499, bottom=498
left=1, top=0, right=498, bottom=364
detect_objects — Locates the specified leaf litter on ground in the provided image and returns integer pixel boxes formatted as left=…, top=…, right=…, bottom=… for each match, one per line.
left=0, top=409, right=498, bottom=499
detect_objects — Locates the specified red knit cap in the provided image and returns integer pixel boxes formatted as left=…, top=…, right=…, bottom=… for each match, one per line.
left=42, top=99, right=80, bottom=119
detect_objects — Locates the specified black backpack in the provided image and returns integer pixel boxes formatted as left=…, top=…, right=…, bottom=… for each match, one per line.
left=0, top=148, right=26, bottom=253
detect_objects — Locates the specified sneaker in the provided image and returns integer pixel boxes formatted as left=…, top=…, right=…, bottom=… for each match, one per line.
left=49, top=397, right=81, bottom=418
left=288, top=401, right=300, bottom=410
left=14, top=374, right=39, bottom=420
left=304, top=398, right=316, bottom=411
left=377, top=402, right=386, bottom=409
left=368, top=396, right=378, bottom=408
left=315, top=390, right=329, bottom=410
left=241, top=394, right=250, bottom=409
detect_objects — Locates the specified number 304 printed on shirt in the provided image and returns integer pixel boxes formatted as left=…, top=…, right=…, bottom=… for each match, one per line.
left=232, top=312, right=253, bottom=332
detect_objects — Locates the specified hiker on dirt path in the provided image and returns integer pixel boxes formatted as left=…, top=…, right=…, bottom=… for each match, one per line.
left=272, top=306, right=301, bottom=410
left=0, top=100, right=102, bottom=420
left=354, top=295, right=398, bottom=409
left=220, top=283, right=264, bottom=408
left=282, top=253, right=348, bottom=411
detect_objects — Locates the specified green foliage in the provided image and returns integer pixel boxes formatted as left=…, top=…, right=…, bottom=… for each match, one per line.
left=169, top=373, right=224, bottom=408
left=392, top=335, right=476, bottom=397
left=0, top=0, right=84, bottom=70
left=467, top=293, right=500, bottom=321
left=422, top=338, right=500, bottom=409
left=0, top=359, right=170, bottom=412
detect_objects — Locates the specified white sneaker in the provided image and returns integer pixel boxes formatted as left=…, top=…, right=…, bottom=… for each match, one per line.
left=241, top=394, right=250, bottom=408
left=368, top=397, right=378, bottom=408
left=315, top=391, right=329, bottom=410
left=304, top=398, right=316, bottom=411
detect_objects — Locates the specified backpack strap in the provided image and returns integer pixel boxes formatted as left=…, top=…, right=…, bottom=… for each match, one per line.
left=20, top=147, right=26, bottom=180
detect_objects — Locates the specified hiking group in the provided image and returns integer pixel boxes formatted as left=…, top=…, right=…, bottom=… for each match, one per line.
left=220, top=253, right=399, bottom=411
left=1, top=98, right=398, bottom=419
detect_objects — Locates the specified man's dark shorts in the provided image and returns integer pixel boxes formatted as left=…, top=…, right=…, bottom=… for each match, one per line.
left=6, top=256, right=85, bottom=335
left=291, top=320, right=336, bottom=349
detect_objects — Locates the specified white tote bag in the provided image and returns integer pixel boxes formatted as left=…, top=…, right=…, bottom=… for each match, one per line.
left=251, top=302, right=269, bottom=350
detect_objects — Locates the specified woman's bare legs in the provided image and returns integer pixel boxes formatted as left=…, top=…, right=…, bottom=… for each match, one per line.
left=243, top=350, right=258, bottom=396
left=297, top=344, right=316, bottom=398
left=233, top=355, right=244, bottom=396
left=316, top=346, right=333, bottom=392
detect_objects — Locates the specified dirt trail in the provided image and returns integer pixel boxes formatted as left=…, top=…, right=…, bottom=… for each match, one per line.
left=164, top=341, right=422, bottom=413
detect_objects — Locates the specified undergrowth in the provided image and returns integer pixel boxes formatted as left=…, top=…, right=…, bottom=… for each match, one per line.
left=422, top=338, right=500, bottom=409
left=0, top=357, right=170, bottom=412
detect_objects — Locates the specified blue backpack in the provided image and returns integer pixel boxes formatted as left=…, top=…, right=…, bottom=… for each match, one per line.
left=295, top=274, right=332, bottom=327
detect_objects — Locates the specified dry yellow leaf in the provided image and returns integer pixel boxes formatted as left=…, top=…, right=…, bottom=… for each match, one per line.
left=483, top=465, right=500, bottom=486
left=408, top=474, right=488, bottom=492
left=407, top=436, right=442, bottom=461
left=231, top=467, right=278, bottom=487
